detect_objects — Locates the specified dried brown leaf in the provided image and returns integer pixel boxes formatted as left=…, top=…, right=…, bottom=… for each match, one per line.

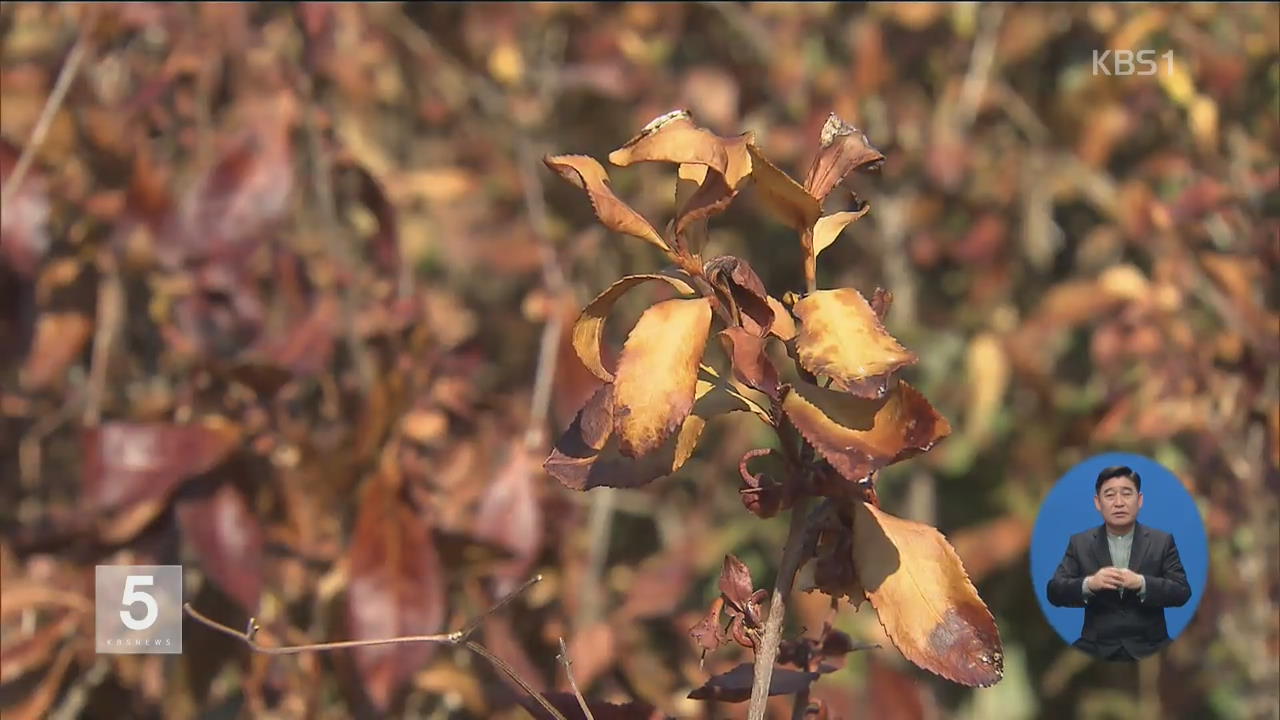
left=688, top=662, right=817, bottom=702
left=347, top=452, right=447, bottom=712
left=718, top=327, right=779, bottom=399
left=473, top=446, right=542, bottom=594
left=176, top=481, right=264, bottom=613
left=545, top=385, right=689, bottom=491
left=609, top=110, right=728, bottom=176
left=573, top=273, right=697, bottom=384
left=768, top=295, right=798, bottom=341
left=793, top=288, right=917, bottom=398
left=746, top=143, right=822, bottom=231
left=853, top=502, right=1003, bottom=687
left=545, top=154, right=668, bottom=251
left=21, top=312, right=92, bottom=390
left=82, top=419, right=242, bottom=512
left=614, top=297, right=712, bottom=458
left=782, top=381, right=951, bottom=483
left=703, top=255, right=773, bottom=337
left=719, top=554, right=755, bottom=608
left=804, top=114, right=885, bottom=202
left=813, top=208, right=871, bottom=259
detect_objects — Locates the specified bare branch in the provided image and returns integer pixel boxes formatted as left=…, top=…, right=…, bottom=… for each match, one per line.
left=183, top=574, right=565, bottom=720
left=0, top=16, right=92, bottom=211
left=558, top=636, right=595, bottom=720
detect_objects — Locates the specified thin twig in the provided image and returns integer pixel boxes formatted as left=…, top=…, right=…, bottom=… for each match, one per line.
left=557, top=636, right=595, bottom=720
left=83, top=250, right=124, bottom=426
left=746, top=497, right=813, bottom=720
left=184, top=574, right=566, bottom=720
left=953, top=4, right=1005, bottom=133
left=300, top=79, right=377, bottom=393
left=0, top=19, right=91, bottom=211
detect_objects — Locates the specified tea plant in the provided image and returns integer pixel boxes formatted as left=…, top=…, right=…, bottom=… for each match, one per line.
left=543, top=110, right=1003, bottom=718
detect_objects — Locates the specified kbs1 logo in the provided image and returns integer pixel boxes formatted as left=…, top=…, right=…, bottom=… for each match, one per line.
left=1092, top=49, right=1175, bottom=76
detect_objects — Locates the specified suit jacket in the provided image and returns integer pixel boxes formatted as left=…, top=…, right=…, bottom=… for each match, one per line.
left=1046, top=522, right=1191, bottom=660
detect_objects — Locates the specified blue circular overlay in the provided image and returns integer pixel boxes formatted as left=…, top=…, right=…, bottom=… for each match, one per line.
left=1030, top=452, right=1208, bottom=648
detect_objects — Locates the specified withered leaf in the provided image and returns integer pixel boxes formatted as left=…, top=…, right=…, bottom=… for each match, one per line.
left=718, top=554, right=754, bottom=608
left=175, top=480, right=263, bottom=613
left=870, top=287, right=893, bottom=321
left=767, top=295, right=798, bottom=341
left=804, top=114, right=885, bottom=201
left=609, top=110, right=729, bottom=177
left=781, top=381, right=951, bottom=483
left=573, top=273, right=697, bottom=384
left=718, top=327, right=780, bottom=399
left=545, top=154, right=668, bottom=252
left=347, top=453, right=447, bottom=712
left=739, top=448, right=793, bottom=519
left=546, top=384, right=698, bottom=491
left=688, top=663, right=817, bottom=702
left=472, top=446, right=542, bottom=595
left=812, top=207, right=871, bottom=259
left=746, top=144, right=822, bottom=231
left=852, top=501, right=1003, bottom=687
left=614, top=297, right=712, bottom=458
left=690, top=595, right=727, bottom=653
left=811, top=510, right=864, bottom=607
left=21, top=312, right=92, bottom=391
left=82, top=420, right=242, bottom=512
left=675, top=167, right=736, bottom=239
left=793, top=289, right=917, bottom=398
left=703, top=255, right=773, bottom=337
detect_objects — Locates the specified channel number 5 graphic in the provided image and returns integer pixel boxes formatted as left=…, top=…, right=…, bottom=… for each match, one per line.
left=118, top=575, right=161, bottom=630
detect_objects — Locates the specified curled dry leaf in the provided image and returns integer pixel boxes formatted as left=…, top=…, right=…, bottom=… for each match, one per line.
left=175, top=480, right=264, bottom=612
left=852, top=501, right=1003, bottom=687
left=718, top=327, right=779, bottom=400
left=546, top=384, right=695, bottom=490
left=793, top=288, right=917, bottom=398
left=573, top=273, right=696, bottom=384
left=547, top=373, right=760, bottom=490
left=346, top=452, right=447, bottom=712
left=687, top=662, right=818, bottom=703
left=869, top=287, right=893, bottom=321
left=812, top=206, right=871, bottom=259
left=613, top=297, right=712, bottom=458
left=20, top=312, right=93, bottom=391
left=767, top=295, right=798, bottom=341
left=746, top=143, right=822, bottom=232
left=781, top=381, right=951, bottom=484
left=544, top=154, right=668, bottom=252
left=809, top=503, right=864, bottom=607
left=739, top=448, right=793, bottom=518
left=703, top=255, right=773, bottom=336
left=718, top=554, right=755, bottom=608
left=804, top=113, right=885, bottom=202
left=675, top=167, right=736, bottom=239
left=611, top=110, right=727, bottom=171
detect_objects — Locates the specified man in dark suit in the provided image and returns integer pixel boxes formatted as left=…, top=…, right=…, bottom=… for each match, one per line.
left=1046, top=465, right=1192, bottom=661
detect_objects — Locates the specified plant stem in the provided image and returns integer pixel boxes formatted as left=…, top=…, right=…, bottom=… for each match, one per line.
left=746, top=496, right=811, bottom=720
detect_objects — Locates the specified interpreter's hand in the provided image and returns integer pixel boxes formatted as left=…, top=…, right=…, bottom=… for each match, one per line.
left=1115, top=568, right=1145, bottom=591
left=1086, top=567, right=1126, bottom=592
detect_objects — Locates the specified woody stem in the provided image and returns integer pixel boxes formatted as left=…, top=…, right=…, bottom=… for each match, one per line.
left=746, top=495, right=812, bottom=720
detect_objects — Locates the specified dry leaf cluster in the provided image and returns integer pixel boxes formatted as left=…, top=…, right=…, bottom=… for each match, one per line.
left=1, top=4, right=1276, bottom=720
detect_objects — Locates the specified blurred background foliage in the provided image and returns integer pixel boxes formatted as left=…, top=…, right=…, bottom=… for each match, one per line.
left=0, top=3, right=1276, bottom=719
